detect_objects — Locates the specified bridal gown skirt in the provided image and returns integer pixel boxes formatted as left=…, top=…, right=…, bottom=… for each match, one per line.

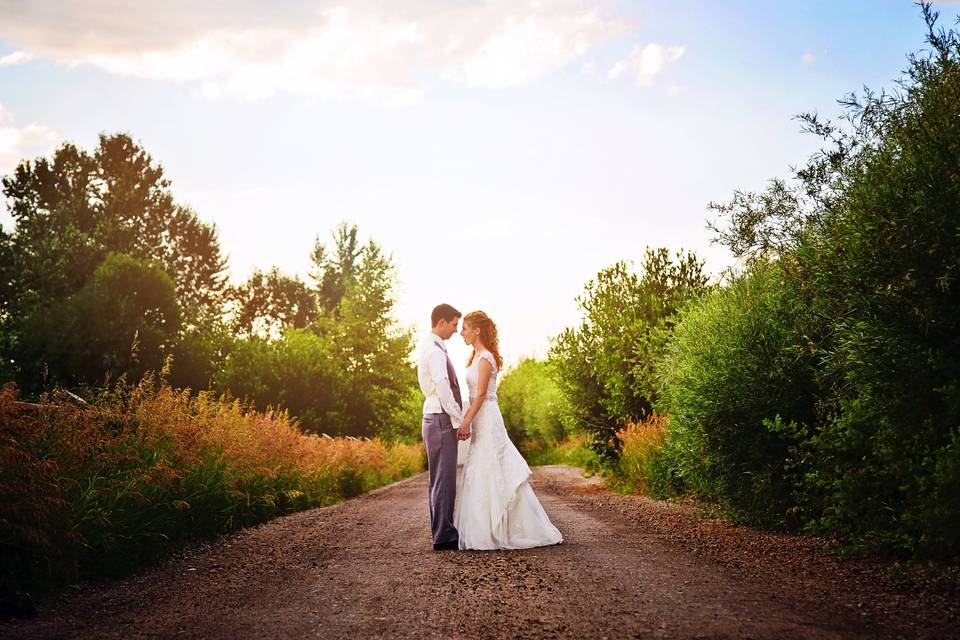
left=454, top=400, right=563, bottom=550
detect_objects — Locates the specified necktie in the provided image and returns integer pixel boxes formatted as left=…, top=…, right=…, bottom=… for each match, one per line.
left=439, top=344, right=463, bottom=410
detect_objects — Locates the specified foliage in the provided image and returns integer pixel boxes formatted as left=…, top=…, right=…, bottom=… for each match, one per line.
left=498, top=358, right=570, bottom=444
left=0, top=123, right=417, bottom=439
left=214, top=328, right=342, bottom=431
left=0, top=128, right=417, bottom=439
left=549, top=248, right=710, bottom=460
left=653, top=260, right=818, bottom=526
left=12, top=252, right=182, bottom=390
left=0, top=373, right=424, bottom=610
left=539, top=8, right=960, bottom=561
left=520, top=433, right=602, bottom=473
left=310, top=221, right=363, bottom=315
left=0, top=133, right=228, bottom=393
left=164, top=312, right=236, bottom=393
left=318, top=234, right=419, bottom=438
left=788, top=4, right=960, bottom=558
left=682, top=3, right=960, bottom=557
left=0, top=132, right=228, bottom=317
left=229, top=267, right=318, bottom=340
left=216, top=223, right=417, bottom=438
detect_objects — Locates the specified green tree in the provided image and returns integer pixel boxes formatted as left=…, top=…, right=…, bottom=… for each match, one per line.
left=166, top=314, right=236, bottom=392
left=15, top=252, right=180, bottom=388
left=216, top=222, right=417, bottom=438
left=794, top=4, right=960, bottom=557
left=326, top=238, right=418, bottom=437
left=549, top=247, right=710, bottom=459
left=229, top=267, right=318, bottom=339
left=499, top=358, right=570, bottom=444
left=0, top=133, right=228, bottom=391
left=654, top=260, right=818, bottom=525
left=310, top=222, right=363, bottom=315
left=699, top=3, right=960, bottom=558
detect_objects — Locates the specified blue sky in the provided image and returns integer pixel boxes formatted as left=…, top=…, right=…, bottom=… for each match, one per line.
left=1, top=0, right=956, bottom=370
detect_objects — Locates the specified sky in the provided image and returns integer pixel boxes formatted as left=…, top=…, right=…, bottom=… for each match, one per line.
left=1, top=0, right=958, bottom=375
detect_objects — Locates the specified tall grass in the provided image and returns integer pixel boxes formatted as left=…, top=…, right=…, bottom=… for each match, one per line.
left=613, top=413, right=668, bottom=495
left=0, top=372, right=424, bottom=611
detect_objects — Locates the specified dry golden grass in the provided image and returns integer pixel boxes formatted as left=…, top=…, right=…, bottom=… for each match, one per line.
left=615, top=413, right=668, bottom=495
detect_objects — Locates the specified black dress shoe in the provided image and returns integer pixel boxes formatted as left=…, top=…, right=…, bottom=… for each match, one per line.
left=432, top=540, right=459, bottom=551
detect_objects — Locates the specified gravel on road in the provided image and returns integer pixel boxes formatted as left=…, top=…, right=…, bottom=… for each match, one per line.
left=2, top=465, right=957, bottom=639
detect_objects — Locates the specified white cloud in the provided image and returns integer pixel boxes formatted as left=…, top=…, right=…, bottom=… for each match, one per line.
left=801, top=51, right=815, bottom=64
left=608, top=42, right=685, bottom=86
left=0, top=104, right=61, bottom=174
left=0, top=0, right=627, bottom=104
left=0, top=50, right=33, bottom=67
left=440, top=7, right=621, bottom=89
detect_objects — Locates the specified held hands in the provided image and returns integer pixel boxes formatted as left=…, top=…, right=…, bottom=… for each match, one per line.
left=457, top=421, right=472, bottom=441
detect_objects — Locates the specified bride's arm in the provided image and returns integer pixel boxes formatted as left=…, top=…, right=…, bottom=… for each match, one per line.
left=457, top=358, right=493, bottom=439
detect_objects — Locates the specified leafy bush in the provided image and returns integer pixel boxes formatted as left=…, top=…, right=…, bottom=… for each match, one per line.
left=696, top=4, right=960, bottom=557
left=549, top=248, right=710, bottom=460
left=12, top=252, right=181, bottom=390
left=499, top=358, right=570, bottom=444
left=654, top=261, right=818, bottom=526
left=215, top=328, right=344, bottom=433
left=791, top=14, right=960, bottom=552
left=520, top=433, right=602, bottom=473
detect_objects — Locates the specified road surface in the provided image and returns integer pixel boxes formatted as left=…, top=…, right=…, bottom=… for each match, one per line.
left=2, top=465, right=956, bottom=639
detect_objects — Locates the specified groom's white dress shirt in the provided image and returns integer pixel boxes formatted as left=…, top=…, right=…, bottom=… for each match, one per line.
left=417, top=332, right=464, bottom=429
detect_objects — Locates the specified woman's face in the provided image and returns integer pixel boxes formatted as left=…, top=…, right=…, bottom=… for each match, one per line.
left=460, top=321, right=479, bottom=346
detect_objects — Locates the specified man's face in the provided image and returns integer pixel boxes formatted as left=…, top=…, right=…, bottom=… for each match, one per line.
left=438, top=317, right=459, bottom=339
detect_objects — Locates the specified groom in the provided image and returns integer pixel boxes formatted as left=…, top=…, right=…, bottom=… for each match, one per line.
left=417, top=303, right=465, bottom=551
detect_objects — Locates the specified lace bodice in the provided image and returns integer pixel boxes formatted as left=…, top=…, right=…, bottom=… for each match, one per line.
left=466, top=350, right=498, bottom=402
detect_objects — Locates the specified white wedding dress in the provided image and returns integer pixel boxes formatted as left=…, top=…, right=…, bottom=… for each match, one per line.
left=454, top=350, right=563, bottom=550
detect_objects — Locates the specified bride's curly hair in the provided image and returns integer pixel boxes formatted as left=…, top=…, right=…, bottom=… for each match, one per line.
left=464, top=310, right=504, bottom=370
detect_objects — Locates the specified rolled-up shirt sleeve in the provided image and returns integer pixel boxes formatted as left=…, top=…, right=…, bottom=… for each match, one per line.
left=427, top=348, right=463, bottom=429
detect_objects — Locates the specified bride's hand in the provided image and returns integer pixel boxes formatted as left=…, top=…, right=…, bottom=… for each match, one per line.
left=457, top=422, right=471, bottom=440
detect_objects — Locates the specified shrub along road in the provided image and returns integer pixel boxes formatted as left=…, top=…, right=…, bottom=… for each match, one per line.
left=2, top=466, right=956, bottom=639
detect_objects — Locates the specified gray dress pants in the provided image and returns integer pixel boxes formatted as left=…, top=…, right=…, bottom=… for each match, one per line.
left=422, top=412, right=458, bottom=546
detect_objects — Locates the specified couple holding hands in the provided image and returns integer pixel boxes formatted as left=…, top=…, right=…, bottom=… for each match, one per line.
left=417, top=304, right=563, bottom=552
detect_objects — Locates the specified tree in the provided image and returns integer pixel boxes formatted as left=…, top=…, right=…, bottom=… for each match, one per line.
left=498, top=358, right=570, bottom=444
left=550, top=248, right=710, bottom=459
left=216, top=222, right=418, bottom=438
left=310, top=222, right=363, bottom=315
left=310, top=229, right=417, bottom=437
left=695, top=2, right=960, bottom=558
left=165, top=312, right=235, bottom=393
left=229, top=267, right=318, bottom=339
left=0, top=133, right=228, bottom=390
left=15, top=252, right=180, bottom=389
left=214, top=327, right=345, bottom=431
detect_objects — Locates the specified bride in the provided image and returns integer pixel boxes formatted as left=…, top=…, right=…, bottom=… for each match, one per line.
left=453, top=310, right=563, bottom=550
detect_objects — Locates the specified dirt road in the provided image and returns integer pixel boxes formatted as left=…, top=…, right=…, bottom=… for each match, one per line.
left=2, top=466, right=957, bottom=639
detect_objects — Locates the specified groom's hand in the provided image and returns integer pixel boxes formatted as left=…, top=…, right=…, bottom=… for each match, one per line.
left=457, top=424, right=471, bottom=440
